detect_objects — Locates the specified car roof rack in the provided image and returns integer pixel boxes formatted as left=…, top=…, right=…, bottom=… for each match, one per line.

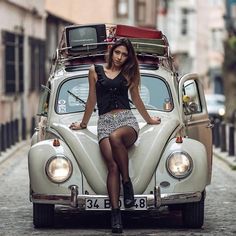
left=49, top=24, right=176, bottom=78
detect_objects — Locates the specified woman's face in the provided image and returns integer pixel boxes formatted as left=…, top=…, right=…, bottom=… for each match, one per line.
left=112, top=45, right=128, bottom=67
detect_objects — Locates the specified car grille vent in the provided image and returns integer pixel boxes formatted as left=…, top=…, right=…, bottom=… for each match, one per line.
left=139, top=64, right=159, bottom=70
left=65, top=65, right=91, bottom=72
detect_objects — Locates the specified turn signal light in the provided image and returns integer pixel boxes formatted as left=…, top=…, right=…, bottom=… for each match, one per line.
left=53, top=139, right=60, bottom=146
left=176, top=136, right=183, bottom=143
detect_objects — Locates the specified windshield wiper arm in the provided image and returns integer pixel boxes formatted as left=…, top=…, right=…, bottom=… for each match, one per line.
left=129, top=99, right=136, bottom=109
left=67, top=90, right=96, bottom=112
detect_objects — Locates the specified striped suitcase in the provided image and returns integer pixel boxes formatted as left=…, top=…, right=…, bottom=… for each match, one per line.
left=130, top=38, right=166, bottom=56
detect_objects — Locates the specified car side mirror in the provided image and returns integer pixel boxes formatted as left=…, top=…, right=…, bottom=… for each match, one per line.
left=188, top=102, right=198, bottom=113
left=183, top=95, right=198, bottom=115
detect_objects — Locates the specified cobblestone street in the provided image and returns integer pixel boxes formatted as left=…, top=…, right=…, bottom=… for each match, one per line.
left=0, top=143, right=236, bottom=236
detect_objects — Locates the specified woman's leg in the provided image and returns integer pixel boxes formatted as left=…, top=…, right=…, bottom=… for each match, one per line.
left=109, top=126, right=137, bottom=182
left=109, top=126, right=137, bottom=208
left=99, top=138, right=123, bottom=233
left=99, top=138, right=120, bottom=209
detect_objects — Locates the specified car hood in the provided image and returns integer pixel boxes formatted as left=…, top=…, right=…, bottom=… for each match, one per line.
left=52, top=116, right=179, bottom=194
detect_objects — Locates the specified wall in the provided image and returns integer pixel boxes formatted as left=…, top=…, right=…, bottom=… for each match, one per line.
left=45, top=0, right=115, bottom=24
left=0, top=0, right=46, bottom=139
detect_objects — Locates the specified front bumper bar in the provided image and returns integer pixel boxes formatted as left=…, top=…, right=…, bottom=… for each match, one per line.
left=31, top=185, right=202, bottom=210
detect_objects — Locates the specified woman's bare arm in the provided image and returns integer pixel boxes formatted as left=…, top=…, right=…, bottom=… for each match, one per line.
left=70, top=65, right=97, bottom=129
left=130, top=84, right=161, bottom=124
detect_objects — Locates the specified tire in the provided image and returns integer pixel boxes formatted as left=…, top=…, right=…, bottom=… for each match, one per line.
left=182, top=192, right=205, bottom=228
left=168, top=204, right=182, bottom=211
left=33, top=203, right=55, bottom=228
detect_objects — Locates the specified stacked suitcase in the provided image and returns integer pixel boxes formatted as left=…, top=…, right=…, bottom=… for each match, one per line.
left=114, top=24, right=168, bottom=57
left=57, top=23, right=169, bottom=66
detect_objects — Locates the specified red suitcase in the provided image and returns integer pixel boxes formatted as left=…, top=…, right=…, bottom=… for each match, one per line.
left=115, top=24, right=163, bottom=39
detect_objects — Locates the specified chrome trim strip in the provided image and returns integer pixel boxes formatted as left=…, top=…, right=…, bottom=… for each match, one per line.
left=31, top=191, right=202, bottom=209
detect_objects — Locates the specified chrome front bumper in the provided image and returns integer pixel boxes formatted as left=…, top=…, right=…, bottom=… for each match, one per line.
left=31, top=185, right=202, bottom=210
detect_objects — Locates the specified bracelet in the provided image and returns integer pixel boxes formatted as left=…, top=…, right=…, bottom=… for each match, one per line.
left=79, top=122, right=87, bottom=129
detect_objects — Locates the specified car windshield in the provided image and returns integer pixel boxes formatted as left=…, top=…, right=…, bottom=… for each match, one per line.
left=56, top=75, right=172, bottom=114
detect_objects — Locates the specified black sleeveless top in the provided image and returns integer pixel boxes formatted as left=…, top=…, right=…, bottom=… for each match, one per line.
left=94, top=65, right=131, bottom=116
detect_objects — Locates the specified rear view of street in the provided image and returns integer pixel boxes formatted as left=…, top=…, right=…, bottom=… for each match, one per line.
left=0, top=144, right=236, bottom=236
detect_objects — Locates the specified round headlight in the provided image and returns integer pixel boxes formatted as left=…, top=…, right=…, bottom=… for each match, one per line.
left=46, top=155, right=72, bottom=183
left=166, top=151, right=192, bottom=179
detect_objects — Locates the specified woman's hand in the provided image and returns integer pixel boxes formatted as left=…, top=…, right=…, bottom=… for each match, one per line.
left=69, top=122, right=87, bottom=130
left=147, top=117, right=161, bottom=125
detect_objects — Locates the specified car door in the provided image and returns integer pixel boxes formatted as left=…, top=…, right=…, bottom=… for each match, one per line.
left=178, top=73, right=213, bottom=184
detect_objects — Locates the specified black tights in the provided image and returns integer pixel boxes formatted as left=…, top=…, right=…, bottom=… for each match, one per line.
left=99, top=126, right=137, bottom=209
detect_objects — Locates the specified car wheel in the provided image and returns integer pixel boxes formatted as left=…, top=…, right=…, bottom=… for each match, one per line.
left=168, top=204, right=182, bottom=211
left=182, top=191, right=205, bottom=228
left=33, top=203, right=55, bottom=228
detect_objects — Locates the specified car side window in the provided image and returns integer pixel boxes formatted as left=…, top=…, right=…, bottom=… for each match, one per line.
left=37, top=84, right=51, bottom=117
left=139, top=75, right=173, bottom=111
left=183, top=80, right=202, bottom=115
left=56, top=77, right=89, bottom=114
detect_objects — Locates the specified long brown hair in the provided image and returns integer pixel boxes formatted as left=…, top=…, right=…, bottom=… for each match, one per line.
left=106, top=38, right=140, bottom=87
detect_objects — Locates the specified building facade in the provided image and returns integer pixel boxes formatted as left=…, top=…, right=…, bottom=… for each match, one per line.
left=157, top=0, right=226, bottom=94
left=0, top=0, right=46, bottom=151
left=45, top=0, right=157, bottom=27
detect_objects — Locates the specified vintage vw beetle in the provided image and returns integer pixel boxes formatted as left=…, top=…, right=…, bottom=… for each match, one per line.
left=28, top=24, right=212, bottom=228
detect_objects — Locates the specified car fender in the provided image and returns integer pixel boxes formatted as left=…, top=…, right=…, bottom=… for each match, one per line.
left=156, top=138, right=208, bottom=194
left=28, top=140, right=83, bottom=194
left=30, top=131, right=39, bottom=146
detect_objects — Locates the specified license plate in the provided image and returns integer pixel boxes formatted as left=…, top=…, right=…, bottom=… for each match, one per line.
left=85, top=197, right=147, bottom=210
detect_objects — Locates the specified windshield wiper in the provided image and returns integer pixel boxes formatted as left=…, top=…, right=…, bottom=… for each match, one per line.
left=67, top=90, right=96, bottom=112
left=129, top=99, right=136, bottom=109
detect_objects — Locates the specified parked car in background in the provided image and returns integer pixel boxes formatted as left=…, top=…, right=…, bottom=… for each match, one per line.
left=205, top=94, right=225, bottom=121
left=28, top=24, right=213, bottom=229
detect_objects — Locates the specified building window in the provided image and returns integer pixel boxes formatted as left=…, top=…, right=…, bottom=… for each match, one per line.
left=181, top=8, right=188, bottom=35
left=135, top=0, right=146, bottom=24
left=29, top=37, right=46, bottom=91
left=209, top=0, right=222, bottom=6
left=116, top=0, right=128, bottom=18
left=211, top=28, right=224, bottom=52
left=2, top=31, right=24, bottom=94
left=231, top=3, right=236, bottom=19
left=158, top=0, right=168, bottom=15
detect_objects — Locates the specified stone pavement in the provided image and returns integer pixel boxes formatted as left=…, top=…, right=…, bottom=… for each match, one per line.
left=213, top=147, right=236, bottom=170
left=0, top=140, right=30, bottom=165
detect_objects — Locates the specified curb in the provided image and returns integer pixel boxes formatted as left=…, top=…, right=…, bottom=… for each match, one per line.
left=0, top=140, right=30, bottom=165
left=213, top=148, right=236, bottom=170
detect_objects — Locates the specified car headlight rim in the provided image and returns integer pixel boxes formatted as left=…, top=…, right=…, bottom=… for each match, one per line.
left=166, top=151, right=193, bottom=179
left=45, top=154, right=73, bottom=183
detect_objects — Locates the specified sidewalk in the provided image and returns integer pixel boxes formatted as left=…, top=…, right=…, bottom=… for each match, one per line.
left=213, top=147, right=236, bottom=170
left=0, top=140, right=30, bottom=165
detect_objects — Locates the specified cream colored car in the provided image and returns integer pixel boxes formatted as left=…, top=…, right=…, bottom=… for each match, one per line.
left=28, top=24, right=213, bottom=229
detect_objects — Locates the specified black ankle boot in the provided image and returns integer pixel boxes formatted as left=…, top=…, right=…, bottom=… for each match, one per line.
left=123, top=178, right=135, bottom=208
left=111, top=208, right=123, bottom=234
